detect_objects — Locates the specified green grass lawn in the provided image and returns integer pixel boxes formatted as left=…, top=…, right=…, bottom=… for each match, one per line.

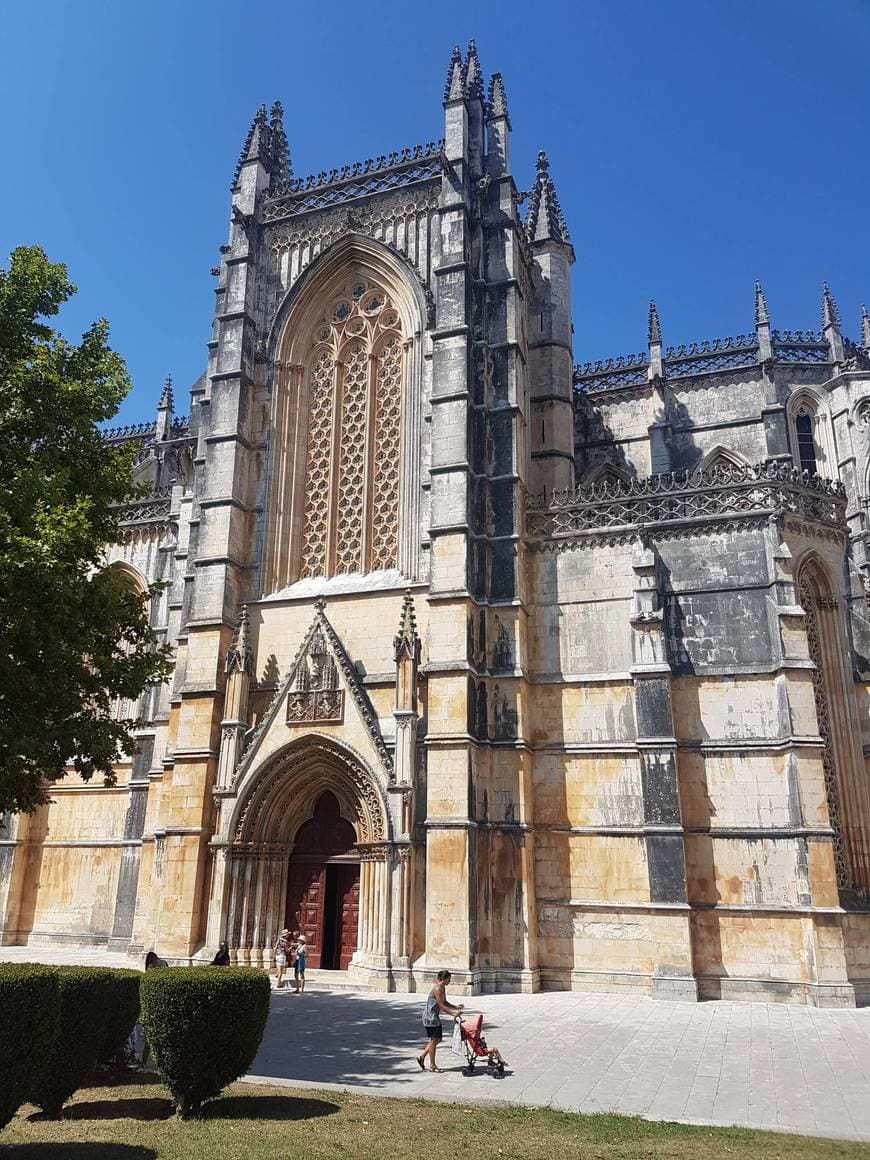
left=1, top=1077, right=867, bottom=1160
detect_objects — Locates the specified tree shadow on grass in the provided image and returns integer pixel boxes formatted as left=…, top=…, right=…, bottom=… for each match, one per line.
left=90, top=1071, right=163, bottom=1089
left=205, top=1094, right=339, bottom=1122
left=0, top=1147, right=156, bottom=1159
left=64, top=1097, right=174, bottom=1122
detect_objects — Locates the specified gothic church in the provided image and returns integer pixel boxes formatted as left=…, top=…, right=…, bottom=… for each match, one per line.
left=3, top=42, right=870, bottom=1004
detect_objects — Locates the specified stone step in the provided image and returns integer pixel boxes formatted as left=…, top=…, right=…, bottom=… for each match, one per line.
left=271, top=969, right=376, bottom=993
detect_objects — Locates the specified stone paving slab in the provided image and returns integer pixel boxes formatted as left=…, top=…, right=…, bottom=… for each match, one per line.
left=248, top=986, right=870, bottom=1142
left=4, top=947, right=870, bottom=1141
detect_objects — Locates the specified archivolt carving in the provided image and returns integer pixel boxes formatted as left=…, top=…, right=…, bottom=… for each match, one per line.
left=232, top=738, right=388, bottom=845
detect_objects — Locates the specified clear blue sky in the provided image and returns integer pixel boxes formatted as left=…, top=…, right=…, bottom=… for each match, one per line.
left=2, top=0, right=868, bottom=425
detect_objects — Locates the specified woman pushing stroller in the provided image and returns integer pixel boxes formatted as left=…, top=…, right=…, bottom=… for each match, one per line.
left=417, top=969, right=464, bottom=1072
left=416, top=970, right=508, bottom=1076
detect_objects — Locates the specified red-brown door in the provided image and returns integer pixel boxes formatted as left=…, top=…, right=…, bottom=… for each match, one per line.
left=337, top=863, right=360, bottom=969
left=286, top=792, right=361, bottom=971
left=286, top=863, right=325, bottom=968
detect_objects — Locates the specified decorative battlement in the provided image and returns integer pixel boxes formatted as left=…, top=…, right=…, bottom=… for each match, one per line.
left=771, top=329, right=832, bottom=364
left=573, top=324, right=844, bottom=395
left=527, top=461, right=845, bottom=544
left=117, top=487, right=173, bottom=527
left=663, top=333, right=758, bottom=377
left=573, top=352, right=649, bottom=391
left=103, top=417, right=190, bottom=444
left=262, top=141, right=443, bottom=222
left=104, top=420, right=156, bottom=442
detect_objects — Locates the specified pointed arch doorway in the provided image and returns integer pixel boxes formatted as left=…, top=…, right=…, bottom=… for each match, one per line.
left=286, top=791, right=360, bottom=969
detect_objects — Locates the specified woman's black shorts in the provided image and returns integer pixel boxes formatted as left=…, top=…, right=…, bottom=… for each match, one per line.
left=425, top=1023, right=443, bottom=1041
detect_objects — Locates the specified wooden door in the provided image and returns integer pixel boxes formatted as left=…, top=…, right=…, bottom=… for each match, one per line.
left=286, top=863, right=325, bottom=968
left=337, top=863, right=360, bottom=969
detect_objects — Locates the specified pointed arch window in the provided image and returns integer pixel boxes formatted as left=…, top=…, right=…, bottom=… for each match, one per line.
left=298, top=283, right=405, bottom=579
left=788, top=391, right=836, bottom=480
left=795, top=408, right=817, bottom=475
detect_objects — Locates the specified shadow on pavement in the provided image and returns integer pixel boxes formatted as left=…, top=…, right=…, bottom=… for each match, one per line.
left=254, top=990, right=445, bottom=1088
left=205, top=1094, right=339, bottom=1121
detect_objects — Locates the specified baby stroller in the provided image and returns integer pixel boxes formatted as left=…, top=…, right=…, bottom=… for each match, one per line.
left=455, top=1013, right=506, bottom=1077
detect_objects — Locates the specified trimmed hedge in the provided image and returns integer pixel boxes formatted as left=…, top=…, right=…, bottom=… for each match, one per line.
left=140, top=966, right=270, bottom=1118
left=0, top=963, right=60, bottom=1129
left=97, top=967, right=142, bottom=1066
left=29, top=965, right=116, bottom=1118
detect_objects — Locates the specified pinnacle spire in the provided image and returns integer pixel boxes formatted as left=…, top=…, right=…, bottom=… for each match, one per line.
left=444, top=44, right=466, bottom=103
left=269, top=100, right=291, bottom=182
left=486, top=73, right=509, bottom=122
left=648, top=301, right=662, bottom=346
left=225, top=605, right=253, bottom=675
left=862, top=304, right=870, bottom=348
left=158, top=374, right=173, bottom=411
left=755, top=280, right=769, bottom=327
left=394, top=589, right=421, bottom=664
left=232, top=104, right=269, bottom=189
left=526, top=151, right=571, bottom=246
left=822, top=282, right=841, bottom=330
left=465, top=39, right=483, bottom=99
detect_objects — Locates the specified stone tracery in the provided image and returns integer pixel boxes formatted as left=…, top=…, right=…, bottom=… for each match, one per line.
left=298, top=280, right=404, bottom=580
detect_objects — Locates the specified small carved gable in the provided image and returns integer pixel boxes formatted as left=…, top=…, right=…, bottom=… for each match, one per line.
left=230, top=602, right=393, bottom=791
left=698, top=445, right=749, bottom=472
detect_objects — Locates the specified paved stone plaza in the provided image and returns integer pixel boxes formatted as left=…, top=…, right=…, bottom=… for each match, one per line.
left=250, top=985, right=870, bottom=1142
left=3, top=947, right=869, bottom=1141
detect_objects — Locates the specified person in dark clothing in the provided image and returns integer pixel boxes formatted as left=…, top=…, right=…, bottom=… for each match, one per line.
left=144, top=950, right=168, bottom=969
left=210, top=942, right=230, bottom=966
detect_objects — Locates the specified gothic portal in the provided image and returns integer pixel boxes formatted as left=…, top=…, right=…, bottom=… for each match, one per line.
left=4, top=42, right=870, bottom=1004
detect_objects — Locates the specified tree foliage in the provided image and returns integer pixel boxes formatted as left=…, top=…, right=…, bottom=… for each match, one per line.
left=0, top=246, right=171, bottom=813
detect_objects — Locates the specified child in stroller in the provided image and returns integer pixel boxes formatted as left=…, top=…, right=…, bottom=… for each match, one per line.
left=455, top=1012, right=507, bottom=1077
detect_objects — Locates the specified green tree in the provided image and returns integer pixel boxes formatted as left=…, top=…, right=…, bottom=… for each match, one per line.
left=0, top=246, right=171, bottom=814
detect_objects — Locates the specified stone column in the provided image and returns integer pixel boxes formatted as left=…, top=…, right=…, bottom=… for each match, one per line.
left=216, top=608, right=253, bottom=790
left=204, top=843, right=231, bottom=951
left=629, top=541, right=697, bottom=1001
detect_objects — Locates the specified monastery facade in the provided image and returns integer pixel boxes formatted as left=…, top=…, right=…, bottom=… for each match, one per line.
left=3, top=43, right=870, bottom=1003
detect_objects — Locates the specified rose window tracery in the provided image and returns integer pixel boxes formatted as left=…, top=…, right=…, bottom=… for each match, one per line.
left=299, top=280, right=404, bottom=579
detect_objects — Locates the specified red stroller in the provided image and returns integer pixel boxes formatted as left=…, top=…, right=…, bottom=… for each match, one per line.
left=455, top=1013, right=506, bottom=1077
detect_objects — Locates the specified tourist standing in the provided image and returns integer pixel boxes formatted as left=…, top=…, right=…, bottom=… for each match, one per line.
left=416, top=969, right=463, bottom=1072
left=274, top=928, right=291, bottom=988
left=295, top=934, right=307, bottom=993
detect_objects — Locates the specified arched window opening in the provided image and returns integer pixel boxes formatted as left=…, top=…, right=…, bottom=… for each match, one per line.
left=788, top=391, right=836, bottom=480
left=107, top=564, right=149, bottom=725
left=795, top=408, right=818, bottom=475
left=298, top=282, right=404, bottom=580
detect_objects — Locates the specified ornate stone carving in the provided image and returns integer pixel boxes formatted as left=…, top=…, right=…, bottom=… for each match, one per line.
left=286, top=625, right=344, bottom=724
left=234, top=739, right=387, bottom=843
left=300, top=349, right=334, bottom=577
left=528, top=462, right=846, bottom=549
left=358, top=842, right=390, bottom=862
left=298, top=280, right=403, bottom=580
left=393, top=589, right=421, bottom=664
left=262, top=143, right=442, bottom=222
left=233, top=604, right=393, bottom=787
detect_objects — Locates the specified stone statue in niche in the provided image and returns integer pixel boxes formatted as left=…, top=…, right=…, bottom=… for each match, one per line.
left=493, top=617, right=512, bottom=670
left=492, top=683, right=517, bottom=741
left=287, top=627, right=343, bottom=723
